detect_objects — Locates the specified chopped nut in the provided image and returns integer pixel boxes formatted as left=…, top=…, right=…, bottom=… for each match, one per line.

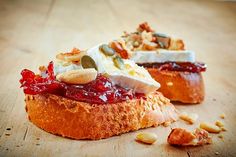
left=215, top=120, right=224, bottom=127
left=218, top=134, right=223, bottom=139
left=221, top=127, right=227, bottom=131
left=56, top=48, right=85, bottom=62
left=200, top=122, right=221, bottom=133
left=168, top=39, right=185, bottom=50
left=142, top=39, right=157, bottom=50
left=138, top=22, right=154, bottom=32
left=179, top=112, right=198, bottom=124
left=163, top=121, right=171, bottom=127
left=167, top=128, right=212, bottom=146
left=220, top=113, right=225, bottom=119
left=39, top=66, right=47, bottom=72
left=136, top=132, right=157, bottom=144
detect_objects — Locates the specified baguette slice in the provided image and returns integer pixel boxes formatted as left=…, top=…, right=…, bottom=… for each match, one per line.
left=25, top=92, right=178, bottom=140
left=147, top=69, right=204, bottom=104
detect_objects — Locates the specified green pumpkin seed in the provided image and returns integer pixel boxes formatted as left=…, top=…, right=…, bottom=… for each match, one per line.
left=158, top=41, right=164, bottom=48
left=113, top=56, right=125, bottom=70
left=153, top=33, right=169, bottom=38
left=99, top=44, right=115, bottom=56
left=81, top=55, right=98, bottom=70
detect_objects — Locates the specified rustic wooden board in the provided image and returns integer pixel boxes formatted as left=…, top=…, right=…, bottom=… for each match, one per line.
left=0, top=0, right=236, bottom=156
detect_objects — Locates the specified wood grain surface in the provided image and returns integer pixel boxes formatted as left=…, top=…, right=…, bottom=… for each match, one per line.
left=0, top=0, right=236, bottom=156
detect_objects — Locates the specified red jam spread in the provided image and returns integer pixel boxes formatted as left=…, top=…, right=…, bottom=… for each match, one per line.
left=138, top=62, right=206, bottom=73
left=20, top=62, right=144, bottom=104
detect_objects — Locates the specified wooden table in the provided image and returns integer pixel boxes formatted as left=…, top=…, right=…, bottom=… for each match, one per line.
left=0, top=0, right=236, bottom=156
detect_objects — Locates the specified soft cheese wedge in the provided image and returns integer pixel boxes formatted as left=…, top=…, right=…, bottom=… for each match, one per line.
left=131, top=50, right=195, bottom=63
left=53, top=45, right=160, bottom=94
left=87, top=44, right=160, bottom=93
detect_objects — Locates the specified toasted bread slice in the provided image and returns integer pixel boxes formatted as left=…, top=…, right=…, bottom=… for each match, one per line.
left=25, top=92, right=178, bottom=140
left=146, top=69, right=204, bottom=104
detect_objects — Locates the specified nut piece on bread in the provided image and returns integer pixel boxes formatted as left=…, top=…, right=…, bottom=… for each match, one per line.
left=56, top=68, right=97, bottom=84
left=25, top=92, right=178, bottom=140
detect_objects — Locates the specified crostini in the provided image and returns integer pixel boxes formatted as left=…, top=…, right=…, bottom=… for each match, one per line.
left=20, top=45, right=178, bottom=140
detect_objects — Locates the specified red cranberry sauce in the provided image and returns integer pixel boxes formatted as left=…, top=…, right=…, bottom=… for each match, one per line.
left=138, top=62, right=206, bottom=73
left=20, top=62, right=143, bottom=104
left=20, top=61, right=64, bottom=95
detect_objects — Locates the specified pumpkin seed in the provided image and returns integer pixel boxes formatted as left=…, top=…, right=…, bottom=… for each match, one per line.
left=81, top=55, right=98, bottom=70
left=99, top=44, right=115, bottom=56
left=153, top=32, right=169, bottom=38
left=158, top=41, right=164, bottom=48
left=113, top=56, right=125, bottom=70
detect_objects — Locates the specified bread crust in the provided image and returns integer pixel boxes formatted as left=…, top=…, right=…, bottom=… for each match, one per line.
left=25, top=92, right=178, bottom=140
left=146, top=69, right=204, bottom=104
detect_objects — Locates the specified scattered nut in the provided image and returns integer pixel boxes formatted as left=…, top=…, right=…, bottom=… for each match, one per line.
left=168, top=39, right=185, bottom=50
left=220, top=113, right=225, bottom=119
left=142, top=39, right=157, bottom=50
left=218, top=134, right=223, bottom=139
left=179, top=112, right=198, bottom=124
left=168, top=128, right=195, bottom=146
left=39, top=66, right=47, bottom=72
left=136, top=132, right=157, bottom=144
left=221, top=127, right=227, bottom=131
left=110, top=41, right=129, bottom=59
left=56, top=48, right=85, bottom=62
left=200, top=122, right=221, bottom=133
left=167, top=128, right=212, bottom=146
left=215, top=120, right=224, bottom=128
left=163, top=121, right=171, bottom=127
left=56, top=69, right=97, bottom=84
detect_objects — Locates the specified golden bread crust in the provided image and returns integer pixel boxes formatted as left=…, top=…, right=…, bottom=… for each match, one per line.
left=147, top=69, right=204, bottom=104
left=25, top=92, right=178, bottom=140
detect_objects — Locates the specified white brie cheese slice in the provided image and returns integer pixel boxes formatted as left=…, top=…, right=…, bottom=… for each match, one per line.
left=54, top=60, right=82, bottom=75
left=131, top=49, right=195, bottom=63
left=87, top=44, right=160, bottom=94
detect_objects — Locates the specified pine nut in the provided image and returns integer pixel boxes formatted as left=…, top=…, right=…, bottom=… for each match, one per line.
left=215, top=120, right=224, bottom=127
left=200, top=122, right=221, bottom=133
left=179, top=112, right=198, bottom=124
left=136, top=132, right=157, bottom=144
